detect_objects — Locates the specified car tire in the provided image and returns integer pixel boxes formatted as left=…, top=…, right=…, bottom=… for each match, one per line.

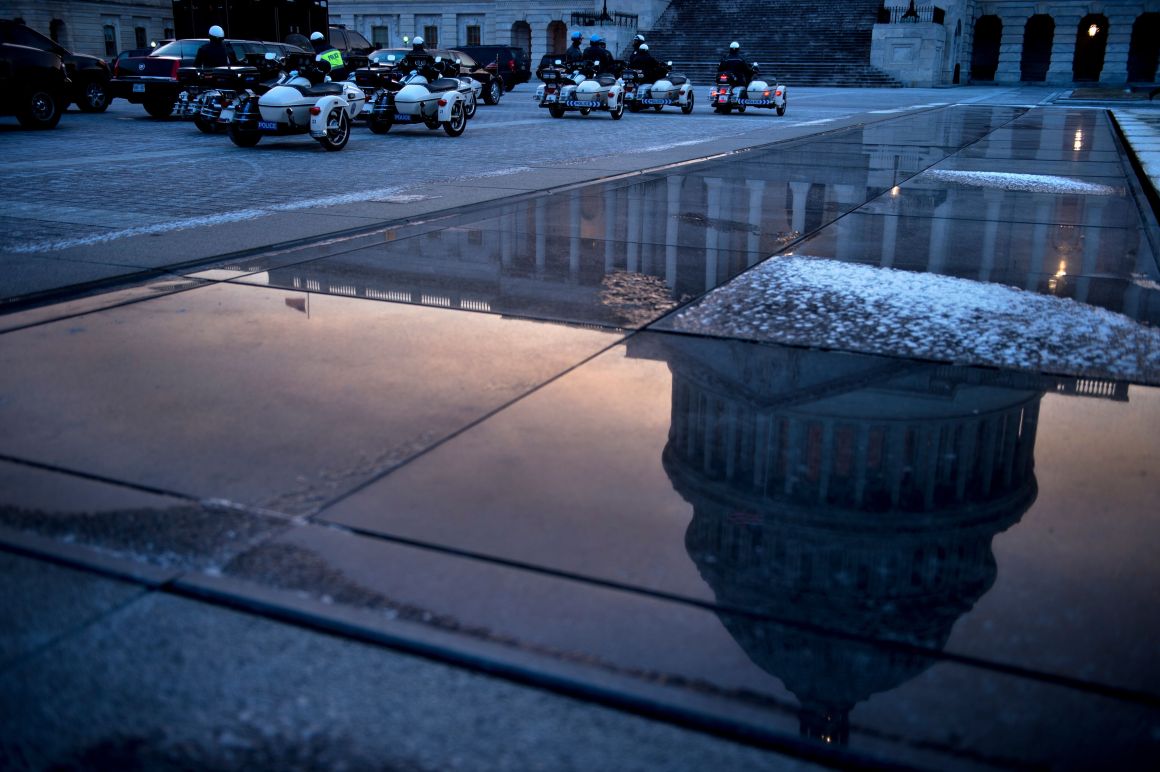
left=484, top=79, right=503, bottom=105
left=17, top=86, right=63, bottom=129
left=77, top=79, right=111, bottom=113
left=144, top=99, right=175, bottom=118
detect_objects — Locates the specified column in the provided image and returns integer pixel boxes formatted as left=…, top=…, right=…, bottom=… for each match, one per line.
left=627, top=185, right=642, bottom=273
left=665, top=176, right=681, bottom=290
left=704, top=177, right=723, bottom=292
left=993, top=13, right=1025, bottom=83
left=569, top=191, right=581, bottom=278
left=604, top=187, right=617, bottom=273
left=1025, top=201, right=1053, bottom=290
left=1099, top=10, right=1134, bottom=84
left=790, top=180, right=810, bottom=236
left=746, top=179, right=767, bottom=266
left=978, top=189, right=1004, bottom=281
left=534, top=197, right=546, bottom=273
left=1047, top=13, right=1081, bottom=83
left=927, top=194, right=954, bottom=274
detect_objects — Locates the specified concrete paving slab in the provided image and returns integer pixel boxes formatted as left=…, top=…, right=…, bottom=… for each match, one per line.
left=0, top=551, right=144, bottom=669
left=0, top=282, right=620, bottom=513
left=0, top=588, right=821, bottom=772
left=0, top=276, right=209, bottom=333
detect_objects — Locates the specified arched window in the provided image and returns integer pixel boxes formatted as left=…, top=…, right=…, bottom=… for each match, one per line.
left=970, top=16, right=1001, bottom=81
left=511, top=20, right=531, bottom=56
left=546, top=21, right=567, bottom=55
left=1073, top=14, right=1108, bottom=82
left=1021, top=15, right=1054, bottom=82
left=1127, top=13, right=1160, bottom=82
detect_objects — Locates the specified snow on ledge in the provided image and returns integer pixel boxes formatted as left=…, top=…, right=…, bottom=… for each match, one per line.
left=664, top=256, right=1160, bottom=384
left=922, top=170, right=1120, bottom=196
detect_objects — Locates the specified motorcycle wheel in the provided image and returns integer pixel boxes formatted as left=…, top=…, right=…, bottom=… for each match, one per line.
left=194, top=114, right=217, bottom=134
left=144, top=99, right=175, bottom=118
left=369, top=114, right=392, bottom=134
left=628, top=102, right=642, bottom=113
left=653, top=104, right=663, bottom=112
left=228, top=123, right=261, bottom=147
left=714, top=105, right=730, bottom=114
left=464, top=94, right=477, bottom=120
left=443, top=100, right=467, bottom=137
left=484, top=79, right=502, bottom=105
left=423, top=111, right=441, bottom=130
left=318, top=107, right=351, bottom=151
left=737, top=104, right=747, bottom=113
left=548, top=104, right=565, bottom=119
left=77, top=79, right=110, bottom=113
left=777, top=98, right=786, bottom=116
left=609, top=97, right=624, bottom=121
left=579, top=107, right=591, bottom=116
left=681, top=91, right=695, bottom=115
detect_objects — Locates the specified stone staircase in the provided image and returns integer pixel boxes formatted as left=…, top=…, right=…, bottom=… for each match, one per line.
left=631, top=0, right=902, bottom=87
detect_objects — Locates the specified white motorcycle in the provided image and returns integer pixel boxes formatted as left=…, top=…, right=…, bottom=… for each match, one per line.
left=228, top=56, right=365, bottom=150
left=537, top=59, right=624, bottom=120
left=625, top=62, right=695, bottom=114
left=363, top=54, right=469, bottom=137
left=711, top=65, right=786, bottom=116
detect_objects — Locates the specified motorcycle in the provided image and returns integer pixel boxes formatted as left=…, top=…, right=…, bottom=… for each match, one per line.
left=173, top=66, right=216, bottom=131
left=624, top=61, right=695, bottom=114
left=197, top=54, right=288, bottom=133
left=362, top=54, right=469, bottom=137
left=227, top=55, right=366, bottom=151
left=711, top=65, right=787, bottom=116
left=537, top=59, right=624, bottom=120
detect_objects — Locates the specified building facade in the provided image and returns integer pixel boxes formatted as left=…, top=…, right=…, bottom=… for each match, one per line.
left=0, top=1, right=174, bottom=58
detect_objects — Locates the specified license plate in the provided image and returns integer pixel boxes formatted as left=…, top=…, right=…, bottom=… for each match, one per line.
left=257, top=120, right=279, bottom=130
left=740, top=99, right=770, bottom=105
left=566, top=100, right=600, bottom=108
left=643, top=99, right=669, bottom=105
left=132, top=84, right=145, bottom=93
left=394, top=114, right=413, bottom=122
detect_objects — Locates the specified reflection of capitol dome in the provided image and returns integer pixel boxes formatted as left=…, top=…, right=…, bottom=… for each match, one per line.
left=656, top=338, right=1040, bottom=745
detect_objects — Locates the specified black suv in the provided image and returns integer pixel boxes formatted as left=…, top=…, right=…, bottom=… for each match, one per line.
left=0, top=38, right=68, bottom=128
left=0, top=19, right=111, bottom=112
left=455, top=45, right=530, bottom=91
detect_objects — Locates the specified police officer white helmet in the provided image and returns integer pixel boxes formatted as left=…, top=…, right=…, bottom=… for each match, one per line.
left=413, top=36, right=424, bottom=46
left=208, top=25, right=224, bottom=39
left=729, top=41, right=740, bottom=50
left=639, top=44, right=649, bottom=52
left=310, top=31, right=324, bottom=42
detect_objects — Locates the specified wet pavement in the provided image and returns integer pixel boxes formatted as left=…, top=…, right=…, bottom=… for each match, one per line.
left=2, top=101, right=1160, bottom=769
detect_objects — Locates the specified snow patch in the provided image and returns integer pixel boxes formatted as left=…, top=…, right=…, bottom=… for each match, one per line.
left=922, top=170, right=1119, bottom=195
left=666, top=256, right=1160, bottom=383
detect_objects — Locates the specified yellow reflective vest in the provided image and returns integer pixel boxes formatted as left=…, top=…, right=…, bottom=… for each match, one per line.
left=320, top=48, right=344, bottom=69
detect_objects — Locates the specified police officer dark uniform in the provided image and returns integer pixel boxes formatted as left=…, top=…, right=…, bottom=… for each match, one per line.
left=631, top=34, right=646, bottom=54
left=719, top=41, right=754, bottom=84
left=628, top=44, right=666, bottom=84
left=400, top=36, right=437, bottom=78
left=194, top=26, right=231, bottom=69
left=583, top=34, right=606, bottom=64
left=564, top=31, right=585, bottom=66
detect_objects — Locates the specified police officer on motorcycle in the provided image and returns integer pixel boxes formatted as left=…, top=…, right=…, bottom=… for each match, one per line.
left=310, top=30, right=348, bottom=80
left=564, top=31, right=585, bottom=66
left=628, top=44, right=667, bottom=84
left=400, top=36, right=439, bottom=79
left=631, top=34, right=646, bottom=54
left=195, top=26, right=231, bottom=69
left=583, top=34, right=606, bottom=65
left=719, top=41, right=754, bottom=84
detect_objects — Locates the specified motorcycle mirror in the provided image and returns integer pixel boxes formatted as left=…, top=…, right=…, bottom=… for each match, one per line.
left=435, top=56, right=442, bottom=63
left=554, top=59, right=562, bottom=65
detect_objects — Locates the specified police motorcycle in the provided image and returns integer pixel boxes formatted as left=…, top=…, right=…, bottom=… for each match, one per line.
left=711, top=63, right=787, bottom=116
left=624, top=60, right=695, bottom=114
left=359, top=52, right=469, bottom=137
left=173, top=66, right=217, bottom=131
left=535, top=57, right=624, bottom=120
left=186, top=54, right=287, bottom=134
left=227, top=53, right=366, bottom=151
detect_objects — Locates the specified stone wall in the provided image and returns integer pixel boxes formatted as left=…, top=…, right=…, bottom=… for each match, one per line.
left=0, top=0, right=174, bottom=58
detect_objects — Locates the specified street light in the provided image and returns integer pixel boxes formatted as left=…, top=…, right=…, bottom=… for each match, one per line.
left=1088, top=24, right=1100, bottom=37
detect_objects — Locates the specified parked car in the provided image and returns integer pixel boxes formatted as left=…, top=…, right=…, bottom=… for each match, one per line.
left=448, top=49, right=504, bottom=104
left=0, top=19, right=111, bottom=112
left=455, top=45, right=530, bottom=91
left=285, top=26, right=374, bottom=70
left=0, top=38, right=67, bottom=128
left=109, top=37, right=307, bottom=117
